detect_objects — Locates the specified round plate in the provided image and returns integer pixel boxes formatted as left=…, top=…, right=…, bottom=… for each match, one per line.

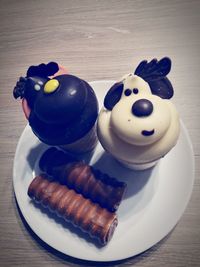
left=13, top=81, right=195, bottom=262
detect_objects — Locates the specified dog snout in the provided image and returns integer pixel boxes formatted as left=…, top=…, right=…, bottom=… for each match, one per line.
left=131, top=99, right=153, bottom=117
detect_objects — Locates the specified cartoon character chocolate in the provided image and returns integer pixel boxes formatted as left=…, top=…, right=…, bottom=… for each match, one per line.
left=13, top=62, right=98, bottom=153
left=97, top=57, right=180, bottom=170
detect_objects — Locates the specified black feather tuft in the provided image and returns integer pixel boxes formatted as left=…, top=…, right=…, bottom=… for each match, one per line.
left=13, top=76, right=27, bottom=99
left=26, top=62, right=59, bottom=78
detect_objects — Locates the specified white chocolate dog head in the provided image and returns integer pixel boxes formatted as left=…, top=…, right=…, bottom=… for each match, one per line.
left=97, top=58, right=180, bottom=166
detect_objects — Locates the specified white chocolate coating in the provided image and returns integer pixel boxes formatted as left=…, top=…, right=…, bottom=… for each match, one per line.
left=97, top=75, right=180, bottom=166
left=110, top=94, right=172, bottom=146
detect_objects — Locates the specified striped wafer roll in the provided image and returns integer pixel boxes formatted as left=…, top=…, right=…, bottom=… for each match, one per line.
left=39, top=147, right=126, bottom=212
left=28, top=175, right=118, bottom=245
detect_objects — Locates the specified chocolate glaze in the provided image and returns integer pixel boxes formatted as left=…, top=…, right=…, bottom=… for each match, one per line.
left=39, top=147, right=126, bottom=212
left=28, top=175, right=118, bottom=245
left=29, top=76, right=98, bottom=145
left=34, top=75, right=88, bottom=124
left=13, top=63, right=98, bottom=145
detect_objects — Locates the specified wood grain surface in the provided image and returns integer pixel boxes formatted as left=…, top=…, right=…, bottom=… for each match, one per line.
left=0, top=0, right=200, bottom=266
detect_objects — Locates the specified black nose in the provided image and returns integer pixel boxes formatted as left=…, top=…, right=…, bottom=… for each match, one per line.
left=131, top=99, right=153, bottom=117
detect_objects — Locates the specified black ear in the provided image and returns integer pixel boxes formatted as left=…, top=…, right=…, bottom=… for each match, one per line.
left=149, top=77, right=174, bottom=99
left=104, top=82, right=124, bottom=110
left=134, top=57, right=174, bottom=99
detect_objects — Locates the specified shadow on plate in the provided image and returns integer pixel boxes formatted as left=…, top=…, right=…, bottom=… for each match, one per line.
left=92, top=151, right=155, bottom=199
left=26, top=142, right=48, bottom=172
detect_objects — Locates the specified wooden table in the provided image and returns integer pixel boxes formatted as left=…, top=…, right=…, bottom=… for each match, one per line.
left=0, top=0, right=200, bottom=266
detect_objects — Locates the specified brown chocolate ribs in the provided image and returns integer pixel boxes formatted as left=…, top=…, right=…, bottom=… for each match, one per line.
left=39, top=147, right=126, bottom=211
left=28, top=175, right=118, bottom=245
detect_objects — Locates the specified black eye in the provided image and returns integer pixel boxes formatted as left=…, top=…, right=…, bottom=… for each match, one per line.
left=124, top=89, right=132, bottom=96
left=133, top=88, right=139, bottom=94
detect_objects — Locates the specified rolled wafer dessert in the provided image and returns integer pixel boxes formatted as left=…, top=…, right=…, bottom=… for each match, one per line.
left=28, top=175, right=118, bottom=245
left=39, top=147, right=127, bottom=212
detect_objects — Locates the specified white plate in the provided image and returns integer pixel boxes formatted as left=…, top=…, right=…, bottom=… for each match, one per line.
left=13, top=81, right=195, bottom=262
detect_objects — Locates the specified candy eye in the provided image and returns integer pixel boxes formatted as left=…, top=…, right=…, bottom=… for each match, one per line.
left=34, top=84, right=41, bottom=91
left=133, top=88, right=139, bottom=94
left=44, top=79, right=59, bottom=94
left=124, top=89, right=132, bottom=96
